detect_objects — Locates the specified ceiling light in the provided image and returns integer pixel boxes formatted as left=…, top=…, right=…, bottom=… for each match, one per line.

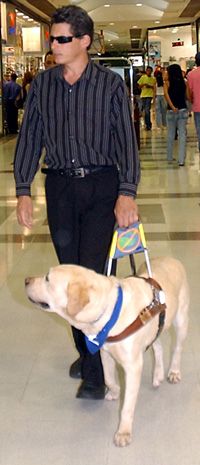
left=17, top=12, right=23, bottom=16
left=104, top=4, right=110, bottom=6
left=155, top=20, right=160, bottom=24
left=132, top=26, right=138, bottom=29
left=23, top=15, right=29, bottom=19
left=28, top=18, right=34, bottom=22
left=109, top=22, right=115, bottom=25
left=136, top=3, right=142, bottom=6
left=172, top=27, right=178, bottom=33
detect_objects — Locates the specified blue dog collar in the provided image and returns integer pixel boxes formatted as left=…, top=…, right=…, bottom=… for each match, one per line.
left=85, top=286, right=123, bottom=354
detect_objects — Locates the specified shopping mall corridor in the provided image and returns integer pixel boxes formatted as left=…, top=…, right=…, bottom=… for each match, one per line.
left=0, top=119, right=200, bottom=465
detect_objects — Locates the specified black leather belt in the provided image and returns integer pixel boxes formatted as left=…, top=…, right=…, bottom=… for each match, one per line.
left=41, top=166, right=115, bottom=178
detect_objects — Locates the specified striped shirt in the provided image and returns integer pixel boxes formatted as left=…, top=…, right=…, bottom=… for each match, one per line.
left=14, top=60, right=140, bottom=197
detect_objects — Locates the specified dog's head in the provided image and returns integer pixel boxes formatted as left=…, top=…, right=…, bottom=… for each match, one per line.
left=25, top=264, right=116, bottom=331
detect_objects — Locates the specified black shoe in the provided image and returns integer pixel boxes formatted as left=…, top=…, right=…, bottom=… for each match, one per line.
left=69, top=357, right=83, bottom=379
left=76, top=380, right=105, bottom=400
left=179, top=163, right=185, bottom=167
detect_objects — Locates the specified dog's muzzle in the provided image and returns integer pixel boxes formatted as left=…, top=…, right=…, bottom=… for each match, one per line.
left=25, top=278, right=50, bottom=310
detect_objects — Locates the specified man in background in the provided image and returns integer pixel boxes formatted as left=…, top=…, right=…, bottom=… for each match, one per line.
left=5, top=73, right=21, bottom=134
left=138, top=66, right=156, bottom=130
left=187, top=52, right=200, bottom=153
left=44, top=50, right=56, bottom=69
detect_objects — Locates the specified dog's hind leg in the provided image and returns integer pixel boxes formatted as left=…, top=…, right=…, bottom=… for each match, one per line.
left=167, top=301, right=189, bottom=384
left=100, top=349, right=120, bottom=401
left=152, top=338, right=164, bottom=387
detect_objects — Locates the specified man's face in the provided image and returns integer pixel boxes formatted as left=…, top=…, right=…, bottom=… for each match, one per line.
left=50, top=22, right=89, bottom=66
left=45, top=54, right=56, bottom=69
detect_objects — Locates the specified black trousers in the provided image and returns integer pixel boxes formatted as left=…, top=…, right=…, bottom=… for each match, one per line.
left=45, top=167, right=119, bottom=385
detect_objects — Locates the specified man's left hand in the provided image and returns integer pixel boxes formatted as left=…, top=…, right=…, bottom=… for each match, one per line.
left=114, top=195, right=139, bottom=228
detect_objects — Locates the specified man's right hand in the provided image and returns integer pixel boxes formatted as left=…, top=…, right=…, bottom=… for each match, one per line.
left=16, top=196, right=33, bottom=229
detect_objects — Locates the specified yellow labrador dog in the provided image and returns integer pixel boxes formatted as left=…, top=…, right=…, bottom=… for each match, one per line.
left=25, top=256, right=189, bottom=447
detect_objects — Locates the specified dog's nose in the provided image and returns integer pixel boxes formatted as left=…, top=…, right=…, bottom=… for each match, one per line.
left=25, top=277, right=31, bottom=286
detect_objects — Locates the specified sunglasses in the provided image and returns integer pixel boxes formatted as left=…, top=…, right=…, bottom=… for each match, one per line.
left=50, top=34, right=82, bottom=44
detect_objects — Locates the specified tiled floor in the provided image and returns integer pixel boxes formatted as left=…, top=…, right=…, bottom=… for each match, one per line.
left=0, top=118, right=200, bottom=465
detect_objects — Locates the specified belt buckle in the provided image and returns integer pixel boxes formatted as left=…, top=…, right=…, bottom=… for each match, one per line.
left=73, top=168, right=85, bottom=178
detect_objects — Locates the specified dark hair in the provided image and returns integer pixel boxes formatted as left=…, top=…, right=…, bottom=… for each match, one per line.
left=146, top=66, right=153, bottom=72
left=22, top=71, right=33, bottom=87
left=51, top=5, right=94, bottom=50
left=195, top=52, right=200, bottom=66
left=11, top=73, right=17, bottom=81
left=155, top=71, right=163, bottom=87
left=167, top=64, right=186, bottom=95
left=167, top=64, right=184, bottom=82
left=45, top=50, right=53, bottom=61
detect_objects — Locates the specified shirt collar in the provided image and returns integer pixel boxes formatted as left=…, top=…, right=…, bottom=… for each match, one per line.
left=85, top=286, right=123, bottom=354
left=55, top=59, right=97, bottom=86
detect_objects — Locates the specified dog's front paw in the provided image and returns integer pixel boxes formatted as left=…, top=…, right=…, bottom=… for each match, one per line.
left=167, top=370, right=181, bottom=384
left=114, top=430, right=132, bottom=447
left=105, top=385, right=120, bottom=401
left=153, top=368, right=164, bottom=388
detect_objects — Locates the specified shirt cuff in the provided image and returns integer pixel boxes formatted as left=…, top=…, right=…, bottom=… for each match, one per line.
left=16, top=184, right=31, bottom=197
left=118, top=182, right=137, bottom=198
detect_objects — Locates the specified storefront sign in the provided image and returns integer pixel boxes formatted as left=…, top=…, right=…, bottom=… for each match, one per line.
left=7, top=10, right=16, bottom=35
left=6, top=5, right=17, bottom=45
left=172, top=41, right=184, bottom=47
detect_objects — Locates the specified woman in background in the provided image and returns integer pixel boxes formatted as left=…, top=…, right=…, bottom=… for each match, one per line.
left=21, top=71, right=33, bottom=107
left=164, top=64, right=190, bottom=166
left=155, top=70, right=167, bottom=129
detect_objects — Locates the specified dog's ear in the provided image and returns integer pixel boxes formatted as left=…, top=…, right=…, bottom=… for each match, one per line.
left=67, top=281, right=90, bottom=316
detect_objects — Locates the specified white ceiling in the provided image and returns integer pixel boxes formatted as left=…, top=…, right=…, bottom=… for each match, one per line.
left=20, top=0, right=200, bottom=51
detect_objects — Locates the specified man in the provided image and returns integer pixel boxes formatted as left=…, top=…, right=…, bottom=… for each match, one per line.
left=14, top=5, right=140, bottom=400
left=187, top=52, right=200, bottom=153
left=44, top=50, right=56, bottom=69
left=5, top=73, right=21, bottom=134
left=138, top=66, right=156, bottom=130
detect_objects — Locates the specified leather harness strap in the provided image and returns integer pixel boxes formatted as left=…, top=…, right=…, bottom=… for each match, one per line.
left=106, top=277, right=166, bottom=344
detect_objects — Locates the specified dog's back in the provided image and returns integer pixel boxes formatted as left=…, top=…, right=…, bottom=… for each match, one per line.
left=138, top=256, right=189, bottom=328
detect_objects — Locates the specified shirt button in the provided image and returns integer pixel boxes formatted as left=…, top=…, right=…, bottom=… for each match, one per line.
left=69, top=89, right=72, bottom=93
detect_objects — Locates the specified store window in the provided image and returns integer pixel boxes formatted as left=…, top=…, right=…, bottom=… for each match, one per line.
left=147, top=24, right=197, bottom=71
left=0, top=1, right=50, bottom=135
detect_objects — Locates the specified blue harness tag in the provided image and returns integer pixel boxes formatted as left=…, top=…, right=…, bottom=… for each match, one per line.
left=85, top=286, right=123, bottom=354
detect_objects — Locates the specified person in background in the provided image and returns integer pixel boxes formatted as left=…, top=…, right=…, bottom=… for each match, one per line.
left=5, top=73, right=21, bottom=134
left=14, top=5, right=140, bottom=401
left=187, top=53, right=200, bottom=153
left=21, top=71, right=33, bottom=107
left=155, top=69, right=167, bottom=129
left=138, top=66, right=156, bottom=130
left=185, top=69, right=192, bottom=117
left=44, top=50, right=56, bottom=69
left=164, top=64, right=190, bottom=166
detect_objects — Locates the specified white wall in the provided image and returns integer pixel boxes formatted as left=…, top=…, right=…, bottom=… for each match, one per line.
left=149, top=25, right=196, bottom=68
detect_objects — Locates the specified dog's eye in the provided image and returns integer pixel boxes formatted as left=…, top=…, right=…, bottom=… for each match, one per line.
left=45, top=273, right=49, bottom=282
